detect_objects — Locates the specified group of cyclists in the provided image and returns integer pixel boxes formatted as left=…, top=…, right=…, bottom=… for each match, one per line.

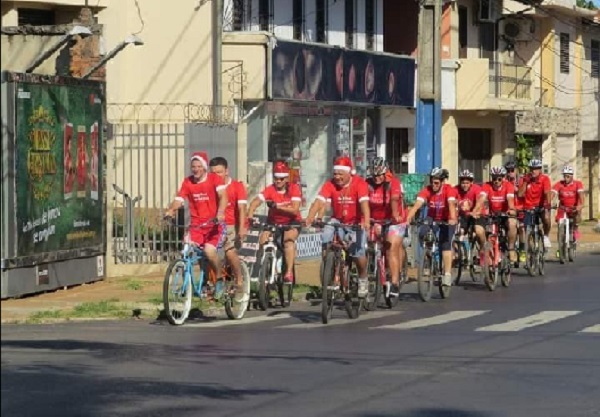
left=165, top=150, right=585, bottom=304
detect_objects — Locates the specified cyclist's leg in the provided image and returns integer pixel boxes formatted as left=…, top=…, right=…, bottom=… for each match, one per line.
left=223, top=225, right=243, bottom=285
left=506, top=217, right=518, bottom=261
left=542, top=208, right=552, bottom=247
left=349, top=228, right=368, bottom=296
left=440, top=224, right=456, bottom=285
left=573, top=209, right=581, bottom=241
left=283, top=227, right=299, bottom=281
left=386, top=225, right=403, bottom=285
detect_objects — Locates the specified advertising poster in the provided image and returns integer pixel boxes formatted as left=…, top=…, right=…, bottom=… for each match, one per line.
left=14, top=79, right=104, bottom=257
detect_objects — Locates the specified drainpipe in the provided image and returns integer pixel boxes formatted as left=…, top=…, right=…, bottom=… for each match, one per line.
left=213, top=0, right=223, bottom=122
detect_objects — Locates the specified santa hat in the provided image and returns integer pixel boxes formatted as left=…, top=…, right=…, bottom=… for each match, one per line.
left=273, top=160, right=290, bottom=178
left=333, top=156, right=353, bottom=173
left=190, top=151, right=208, bottom=169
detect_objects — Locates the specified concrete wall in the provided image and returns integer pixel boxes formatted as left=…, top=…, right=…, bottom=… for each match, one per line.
left=553, top=19, right=578, bottom=109
left=379, top=108, right=416, bottom=172
left=222, top=34, right=268, bottom=102
left=580, top=28, right=600, bottom=143
left=455, top=58, right=489, bottom=109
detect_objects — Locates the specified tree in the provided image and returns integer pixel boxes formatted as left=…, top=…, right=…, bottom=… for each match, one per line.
left=514, top=134, right=534, bottom=173
left=576, top=0, right=598, bottom=10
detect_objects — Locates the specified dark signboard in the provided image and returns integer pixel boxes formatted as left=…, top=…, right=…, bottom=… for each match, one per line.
left=271, top=40, right=415, bottom=107
left=13, top=75, right=104, bottom=257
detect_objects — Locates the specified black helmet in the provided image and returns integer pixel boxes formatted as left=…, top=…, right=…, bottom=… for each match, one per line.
left=504, top=160, right=516, bottom=172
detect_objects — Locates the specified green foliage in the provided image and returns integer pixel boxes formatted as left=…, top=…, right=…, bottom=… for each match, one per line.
left=124, top=279, right=143, bottom=291
left=576, top=0, right=597, bottom=10
left=514, top=134, right=534, bottom=172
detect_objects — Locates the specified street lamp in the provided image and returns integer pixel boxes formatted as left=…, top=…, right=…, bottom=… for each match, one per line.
left=24, top=25, right=93, bottom=73
left=81, top=35, right=144, bottom=79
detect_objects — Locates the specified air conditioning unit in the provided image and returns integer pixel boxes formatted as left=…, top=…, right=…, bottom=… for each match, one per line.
left=502, top=19, right=534, bottom=42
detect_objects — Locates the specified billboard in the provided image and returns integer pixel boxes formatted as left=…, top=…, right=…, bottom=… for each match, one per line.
left=271, top=40, right=415, bottom=107
left=12, top=74, right=104, bottom=258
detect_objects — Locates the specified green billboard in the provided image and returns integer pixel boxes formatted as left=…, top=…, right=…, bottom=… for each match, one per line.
left=15, top=80, right=103, bottom=257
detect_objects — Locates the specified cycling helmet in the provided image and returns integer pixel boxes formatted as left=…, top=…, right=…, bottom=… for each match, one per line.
left=562, top=165, right=574, bottom=175
left=528, top=159, right=543, bottom=169
left=369, top=157, right=388, bottom=176
left=504, top=160, right=516, bottom=171
left=490, top=166, right=506, bottom=177
left=458, top=169, right=474, bottom=180
left=430, top=167, right=444, bottom=179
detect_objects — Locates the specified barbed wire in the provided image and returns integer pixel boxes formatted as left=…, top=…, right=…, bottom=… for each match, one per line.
left=106, top=102, right=237, bottom=125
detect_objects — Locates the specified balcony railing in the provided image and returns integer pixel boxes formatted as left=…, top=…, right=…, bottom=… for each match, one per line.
left=488, top=61, right=532, bottom=100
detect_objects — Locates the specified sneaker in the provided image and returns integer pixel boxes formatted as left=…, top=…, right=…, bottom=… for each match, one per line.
left=519, top=251, right=527, bottom=263
left=509, top=250, right=518, bottom=263
left=358, top=278, right=368, bottom=297
left=543, top=236, right=552, bottom=248
left=442, top=273, right=452, bottom=287
left=234, top=289, right=248, bottom=304
left=283, top=272, right=294, bottom=284
left=389, top=283, right=400, bottom=298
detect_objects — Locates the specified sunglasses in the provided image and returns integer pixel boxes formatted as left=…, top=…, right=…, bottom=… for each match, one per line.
left=492, top=177, right=504, bottom=182
left=506, top=168, right=515, bottom=173
left=430, top=180, right=441, bottom=186
left=273, top=177, right=286, bottom=182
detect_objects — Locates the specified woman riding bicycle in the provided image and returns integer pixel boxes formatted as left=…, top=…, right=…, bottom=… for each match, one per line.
left=247, top=161, right=302, bottom=283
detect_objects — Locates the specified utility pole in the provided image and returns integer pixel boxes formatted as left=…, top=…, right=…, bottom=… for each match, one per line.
left=212, top=0, right=223, bottom=122
left=415, top=0, right=442, bottom=173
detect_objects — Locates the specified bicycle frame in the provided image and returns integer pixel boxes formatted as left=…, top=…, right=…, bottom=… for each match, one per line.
left=557, top=206, right=577, bottom=250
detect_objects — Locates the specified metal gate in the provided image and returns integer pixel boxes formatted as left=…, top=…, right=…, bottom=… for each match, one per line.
left=107, top=103, right=237, bottom=264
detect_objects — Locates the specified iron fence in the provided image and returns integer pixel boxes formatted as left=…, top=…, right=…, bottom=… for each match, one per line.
left=488, top=61, right=532, bottom=100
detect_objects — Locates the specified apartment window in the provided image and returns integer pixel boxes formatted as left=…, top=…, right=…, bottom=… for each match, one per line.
left=293, top=0, right=304, bottom=41
left=259, top=0, right=272, bottom=31
left=232, top=0, right=245, bottom=31
left=345, top=0, right=355, bottom=48
left=458, top=6, right=468, bottom=59
left=18, top=8, right=55, bottom=26
left=386, top=129, right=409, bottom=175
left=591, top=39, right=599, bottom=78
left=560, top=32, right=570, bottom=74
left=479, top=23, right=494, bottom=60
left=316, top=0, right=328, bottom=43
left=365, top=0, right=375, bottom=51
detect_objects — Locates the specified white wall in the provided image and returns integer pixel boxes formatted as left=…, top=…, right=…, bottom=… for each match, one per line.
left=328, top=0, right=346, bottom=47
left=380, top=108, right=416, bottom=172
left=581, top=29, right=600, bottom=143
left=554, top=20, right=577, bottom=109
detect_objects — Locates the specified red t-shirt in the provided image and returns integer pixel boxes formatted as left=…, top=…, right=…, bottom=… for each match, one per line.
left=317, top=176, right=370, bottom=224
left=482, top=181, right=515, bottom=213
left=504, top=177, right=523, bottom=209
left=552, top=180, right=584, bottom=208
left=416, top=183, right=458, bottom=221
left=176, top=173, right=225, bottom=224
left=224, top=179, right=247, bottom=226
left=368, top=177, right=404, bottom=222
left=259, top=183, right=303, bottom=224
left=519, top=174, right=551, bottom=209
left=454, top=184, right=484, bottom=216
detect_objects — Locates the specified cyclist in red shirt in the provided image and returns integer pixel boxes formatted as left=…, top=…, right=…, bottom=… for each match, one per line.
left=366, top=157, right=407, bottom=297
left=209, top=157, right=248, bottom=289
left=405, top=167, right=458, bottom=288
left=551, top=165, right=585, bottom=242
left=454, top=169, right=487, bottom=254
left=305, top=156, right=371, bottom=297
left=247, top=161, right=303, bottom=283
left=517, top=159, right=553, bottom=249
left=165, top=151, right=228, bottom=277
left=474, top=166, right=518, bottom=262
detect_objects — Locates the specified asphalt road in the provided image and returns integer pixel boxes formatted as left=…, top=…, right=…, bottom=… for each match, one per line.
left=2, top=253, right=600, bottom=417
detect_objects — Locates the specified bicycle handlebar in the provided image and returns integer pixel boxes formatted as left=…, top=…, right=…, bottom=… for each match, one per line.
left=313, top=220, right=363, bottom=231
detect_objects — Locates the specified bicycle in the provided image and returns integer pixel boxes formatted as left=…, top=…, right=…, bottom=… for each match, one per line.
left=555, top=205, right=578, bottom=264
left=414, top=218, right=452, bottom=301
left=453, top=217, right=481, bottom=285
left=316, top=220, right=364, bottom=324
left=522, top=207, right=547, bottom=277
left=251, top=220, right=302, bottom=310
left=481, top=213, right=513, bottom=291
left=162, top=219, right=251, bottom=325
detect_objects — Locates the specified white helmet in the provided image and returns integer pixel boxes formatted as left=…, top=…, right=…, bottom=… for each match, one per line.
left=562, top=165, right=574, bottom=175
left=528, top=159, right=543, bottom=169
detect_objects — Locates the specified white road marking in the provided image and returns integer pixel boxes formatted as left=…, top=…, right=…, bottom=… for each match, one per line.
left=579, top=324, right=600, bottom=333
left=372, top=310, right=489, bottom=330
left=277, top=311, right=401, bottom=329
left=476, top=311, right=581, bottom=332
left=184, top=313, right=291, bottom=328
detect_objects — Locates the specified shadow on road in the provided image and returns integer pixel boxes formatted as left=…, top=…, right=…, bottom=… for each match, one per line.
left=359, top=409, right=497, bottom=417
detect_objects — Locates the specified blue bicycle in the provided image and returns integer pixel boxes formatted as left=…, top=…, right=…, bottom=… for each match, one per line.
left=414, top=218, right=452, bottom=301
left=162, top=219, right=250, bottom=325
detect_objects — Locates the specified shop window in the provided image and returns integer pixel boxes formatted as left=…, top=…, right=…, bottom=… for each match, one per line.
left=386, top=128, right=409, bottom=175
left=316, top=0, right=328, bottom=43
left=18, top=8, right=55, bottom=26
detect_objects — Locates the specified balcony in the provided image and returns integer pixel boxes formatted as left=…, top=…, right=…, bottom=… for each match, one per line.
left=447, top=58, right=535, bottom=111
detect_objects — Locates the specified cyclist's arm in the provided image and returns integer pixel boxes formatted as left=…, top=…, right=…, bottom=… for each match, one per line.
left=517, top=177, right=527, bottom=198
left=217, top=188, right=228, bottom=220
left=390, top=194, right=400, bottom=220
left=275, top=200, right=301, bottom=215
left=306, top=198, right=325, bottom=224
left=577, top=189, right=585, bottom=211
left=246, top=196, right=262, bottom=219
left=361, top=200, right=371, bottom=229
left=472, top=192, right=487, bottom=217
left=165, top=199, right=184, bottom=217
left=448, top=198, right=458, bottom=225
left=405, top=199, right=424, bottom=224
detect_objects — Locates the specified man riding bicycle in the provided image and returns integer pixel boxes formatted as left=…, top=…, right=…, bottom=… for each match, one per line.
left=366, top=157, right=407, bottom=297
left=405, top=167, right=458, bottom=288
left=474, top=166, right=518, bottom=262
left=247, top=160, right=302, bottom=283
left=454, top=169, right=487, bottom=259
left=551, top=165, right=585, bottom=244
left=165, top=151, right=228, bottom=282
left=305, top=156, right=371, bottom=297
left=517, top=159, right=553, bottom=250
left=209, top=157, right=248, bottom=290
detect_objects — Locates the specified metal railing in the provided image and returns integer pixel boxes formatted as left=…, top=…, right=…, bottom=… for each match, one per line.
left=488, top=61, right=532, bottom=100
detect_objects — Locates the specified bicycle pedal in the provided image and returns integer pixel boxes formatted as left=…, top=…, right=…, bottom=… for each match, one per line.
left=327, top=285, right=340, bottom=291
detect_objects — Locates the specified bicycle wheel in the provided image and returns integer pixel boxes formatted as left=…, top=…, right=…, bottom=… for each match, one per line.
left=500, top=257, right=512, bottom=287
left=163, top=259, right=192, bottom=325
left=568, top=225, right=576, bottom=262
left=385, top=257, right=404, bottom=309
left=537, top=234, right=545, bottom=276
left=277, top=260, right=294, bottom=308
left=469, top=240, right=481, bottom=282
left=438, top=263, right=451, bottom=299
left=257, top=253, right=272, bottom=311
left=526, top=232, right=537, bottom=277
left=417, top=250, right=433, bottom=302
left=364, top=254, right=382, bottom=311
left=454, top=240, right=464, bottom=285
left=482, top=241, right=497, bottom=291
left=224, top=261, right=250, bottom=320
left=557, top=223, right=567, bottom=265
left=321, top=251, right=336, bottom=324
left=344, top=261, right=361, bottom=319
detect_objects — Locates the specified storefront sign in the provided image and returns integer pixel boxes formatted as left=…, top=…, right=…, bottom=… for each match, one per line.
left=14, top=80, right=103, bottom=257
left=271, top=40, right=415, bottom=107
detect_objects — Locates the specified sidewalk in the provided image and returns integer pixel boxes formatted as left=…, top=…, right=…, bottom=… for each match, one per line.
left=2, top=222, right=598, bottom=324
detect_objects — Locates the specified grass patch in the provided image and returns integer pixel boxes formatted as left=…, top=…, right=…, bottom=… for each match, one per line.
left=147, top=295, right=163, bottom=305
left=71, top=299, right=122, bottom=318
left=124, top=279, right=144, bottom=291
left=27, top=309, right=64, bottom=324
